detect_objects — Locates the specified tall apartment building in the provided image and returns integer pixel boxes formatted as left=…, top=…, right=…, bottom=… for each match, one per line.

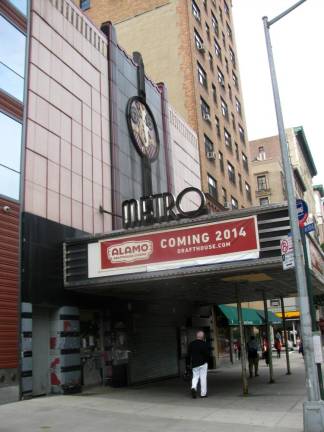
left=80, top=0, right=253, bottom=211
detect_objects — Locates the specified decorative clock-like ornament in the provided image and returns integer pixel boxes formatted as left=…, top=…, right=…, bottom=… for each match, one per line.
left=126, top=96, right=160, bottom=161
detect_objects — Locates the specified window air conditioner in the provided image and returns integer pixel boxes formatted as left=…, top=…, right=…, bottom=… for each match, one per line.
left=223, top=202, right=231, bottom=209
left=198, top=44, right=206, bottom=53
left=203, top=113, right=211, bottom=121
left=206, top=151, right=216, bottom=160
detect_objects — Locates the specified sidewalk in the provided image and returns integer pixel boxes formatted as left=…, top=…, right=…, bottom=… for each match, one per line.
left=0, top=352, right=305, bottom=432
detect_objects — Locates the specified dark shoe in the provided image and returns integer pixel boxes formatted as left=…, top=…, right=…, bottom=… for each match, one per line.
left=255, top=373, right=259, bottom=377
left=200, top=395, right=208, bottom=398
left=191, top=388, right=197, bottom=399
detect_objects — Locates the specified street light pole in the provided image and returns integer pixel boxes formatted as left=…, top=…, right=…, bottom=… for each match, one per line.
left=262, top=2, right=324, bottom=429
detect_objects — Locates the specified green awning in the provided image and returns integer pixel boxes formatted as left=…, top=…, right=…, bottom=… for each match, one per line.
left=256, top=310, right=282, bottom=325
left=218, top=305, right=264, bottom=326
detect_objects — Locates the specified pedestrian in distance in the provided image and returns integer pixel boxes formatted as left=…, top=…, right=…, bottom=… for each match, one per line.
left=186, top=330, right=209, bottom=399
left=247, top=335, right=259, bottom=378
left=299, top=340, right=304, bottom=357
left=262, top=334, right=270, bottom=366
left=274, top=337, right=282, bottom=358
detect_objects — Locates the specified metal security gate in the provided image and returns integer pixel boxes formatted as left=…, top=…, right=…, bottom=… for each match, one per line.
left=128, top=319, right=178, bottom=385
left=32, top=308, right=50, bottom=396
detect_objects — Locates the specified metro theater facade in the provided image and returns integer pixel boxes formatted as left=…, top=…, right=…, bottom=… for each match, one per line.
left=13, top=0, right=324, bottom=399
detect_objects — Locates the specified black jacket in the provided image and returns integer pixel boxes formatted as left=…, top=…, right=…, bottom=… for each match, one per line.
left=187, top=339, right=209, bottom=368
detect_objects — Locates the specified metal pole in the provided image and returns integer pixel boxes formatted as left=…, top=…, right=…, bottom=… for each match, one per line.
left=268, top=0, right=307, bottom=26
left=263, top=293, right=274, bottom=383
left=236, top=289, right=248, bottom=396
left=280, top=297, right=291, bottom=375
left=263, top=15, right=320, bottom=402
left=301, top=230, right=324, bottom=400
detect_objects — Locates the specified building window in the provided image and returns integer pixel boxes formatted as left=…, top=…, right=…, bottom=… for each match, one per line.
left=235, top=97, right=242, bottom=116
left=233, top=71, right=239, bottom=89
left=203, top=0, right=207, bottom=11
left=222, top=32, right=226, bottom=49
left=224, top=128, right=232, bottom=150
left=221, top=97, right=228, bottom=120
left=204, top=134, right=214, bottom=153
left=217, top=68, right=225, bottom=88
left=215, top=116, right=221, bottom=137
left=211, top=12, right=219, bottom=35
left=258, top=146, right=266, bottom=160
left=235, top=142, right=239, bottom=161
left=228, top=84, right=232, bottom=101
left=260, top=197, right=269, bottom=206
left=80, top=0, right=90, bottom=10
left=257, top=175, right=268, bottom=191
left=219, top=151, right=224, bottom=172
left=197, top=62, right=207, bottom=88
left=222, top=187, right=227, bottom=206
left=208, top=52, right=214, bottom=70
left=226, top=22, right=232, bottom=40
left=229, top=47, right=236, bottom=68
left=8, top=0, right=27, bottom=15
left=192, top=0, right=201, bottom=22
left=242, top=152, right=249, bottom=172
left=245, top=182, right=252, bottom=202
left=239, top=124, right=245, bottom=143
left=224, top=0, right=230, bottom=16
left=212, top=83, right=217, bottom=103
left=214, top=39, right=222, bottom=61
left=238, top=173, right=242, bottom=192
left=219, top=6, right=223, bottom=22
left=194, top=30, right=204, bottom=51
left=0, top=111, right=22, bottom=200
left=225, top=58, right=229, bottom=74
left=231, top=196, right=238, bottom=209
left=0, top=15, right=26, bottom=102
left=208, top=174, right=218, bottom=200
left=227, top=161, right=236, bottom=184
left=231, top=113, right=236, bottom=131
left=205, top=22, right=210, bottom=40
left=201, top=98, right=211, bottom=121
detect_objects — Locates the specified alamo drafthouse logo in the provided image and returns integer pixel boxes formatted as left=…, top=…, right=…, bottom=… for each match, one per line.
left=107, top=240, right=153, bottom=264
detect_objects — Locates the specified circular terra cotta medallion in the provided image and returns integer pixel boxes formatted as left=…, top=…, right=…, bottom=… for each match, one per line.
left=127, top=97, right=160, bottom=161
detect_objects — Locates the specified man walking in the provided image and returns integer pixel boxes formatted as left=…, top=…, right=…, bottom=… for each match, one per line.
left=247, top=335, right=259, bottom=378
left=187, top=330, right=209, bottom=398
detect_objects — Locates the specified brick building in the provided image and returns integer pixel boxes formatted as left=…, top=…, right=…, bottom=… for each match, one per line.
left=80, top=0, right=253, bottom=211
left=249, top=127, right=317, bottom=218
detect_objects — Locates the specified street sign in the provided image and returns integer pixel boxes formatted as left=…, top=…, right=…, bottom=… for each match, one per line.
left=296, top=199, right=308, bottom=227
left=280, top=236, right=295, bottom=270
left=304, top=222, right=315, bottom=234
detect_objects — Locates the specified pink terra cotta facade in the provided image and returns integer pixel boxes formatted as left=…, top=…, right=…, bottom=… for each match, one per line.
left=25, top=0, right=111, bottom=234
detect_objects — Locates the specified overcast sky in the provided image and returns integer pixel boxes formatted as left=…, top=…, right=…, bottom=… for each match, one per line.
left=232, top=0, right=324, bottom=187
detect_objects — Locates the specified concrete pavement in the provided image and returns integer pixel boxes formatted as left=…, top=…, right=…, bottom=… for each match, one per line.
left=0, top=352, right=306, bottom=432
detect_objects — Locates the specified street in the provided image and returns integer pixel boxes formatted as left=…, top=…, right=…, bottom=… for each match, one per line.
left=0, top=352, right=305, bottom=432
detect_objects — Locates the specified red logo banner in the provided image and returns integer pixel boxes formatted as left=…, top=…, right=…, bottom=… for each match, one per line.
left=88, top=216, right=259, bottom=278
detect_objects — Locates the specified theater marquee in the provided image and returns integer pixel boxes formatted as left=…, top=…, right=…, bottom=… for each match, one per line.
left=88, top=216, right=260, bottom=278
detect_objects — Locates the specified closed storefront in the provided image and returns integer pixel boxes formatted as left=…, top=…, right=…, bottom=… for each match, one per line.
left=128, top=312, right=178, bottom=385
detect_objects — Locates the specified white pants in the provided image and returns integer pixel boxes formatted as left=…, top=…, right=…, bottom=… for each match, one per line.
left=191, top=363, right=208, bottom=396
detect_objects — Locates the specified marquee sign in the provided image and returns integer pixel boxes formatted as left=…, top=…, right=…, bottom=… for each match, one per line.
left=88, top=216, right=260, bottom=278
left=122, top=187, right=208, bottom=229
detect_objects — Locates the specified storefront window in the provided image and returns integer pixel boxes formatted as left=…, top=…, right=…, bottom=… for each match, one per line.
left=0, top=112, right=22, bottom=200
left=8, top=0, right=28, bottom=15
left=0, top=15, right=26, bottom=101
